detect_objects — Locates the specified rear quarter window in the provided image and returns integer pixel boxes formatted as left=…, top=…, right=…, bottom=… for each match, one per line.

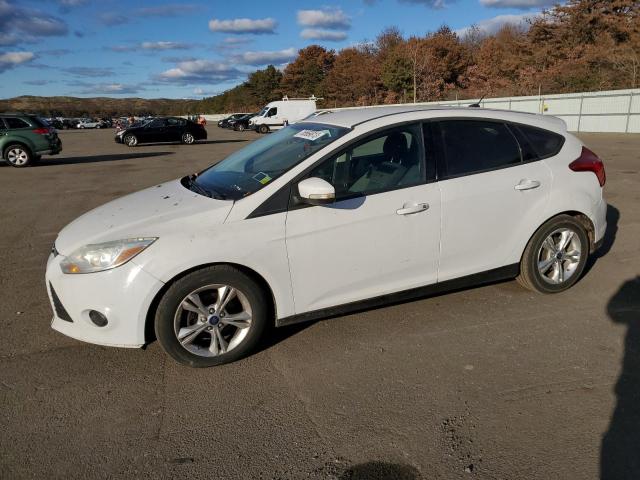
left=5, top=118, right=31, bottom=129
left=516, top=125, right=565, bottom=159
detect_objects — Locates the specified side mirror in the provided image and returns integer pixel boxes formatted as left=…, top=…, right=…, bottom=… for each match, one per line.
left=297, top=177, right=335, bottom=205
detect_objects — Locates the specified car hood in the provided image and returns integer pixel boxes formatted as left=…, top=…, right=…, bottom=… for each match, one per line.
left=55, top=179, right=234, bottom=255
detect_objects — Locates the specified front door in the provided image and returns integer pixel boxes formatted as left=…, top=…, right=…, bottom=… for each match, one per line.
left=285, top=123, right=441, bottom=314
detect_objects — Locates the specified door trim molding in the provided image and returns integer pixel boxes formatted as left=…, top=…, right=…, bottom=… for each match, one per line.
left=276, top=263, right=519, bottom=327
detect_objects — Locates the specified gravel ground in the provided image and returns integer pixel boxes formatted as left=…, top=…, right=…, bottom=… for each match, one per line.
left=0, top=127, right=638, bottom=479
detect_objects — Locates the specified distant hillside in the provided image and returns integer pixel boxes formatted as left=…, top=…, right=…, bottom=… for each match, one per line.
left=0, top=96, right=201, bottom=118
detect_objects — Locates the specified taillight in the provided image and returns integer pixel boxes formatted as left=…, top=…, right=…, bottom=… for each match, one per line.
left=569, top=147, right=606, bottom=187
left=32, top=127, right=49, bottom=135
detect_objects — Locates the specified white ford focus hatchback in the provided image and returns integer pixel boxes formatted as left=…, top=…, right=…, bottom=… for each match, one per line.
left=46, top=106, right=607, bottom=367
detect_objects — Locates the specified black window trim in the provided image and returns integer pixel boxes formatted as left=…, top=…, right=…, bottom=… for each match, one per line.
left=429, top=117, right=566, bottom=182
left=247, top=120, right=433, bottom=218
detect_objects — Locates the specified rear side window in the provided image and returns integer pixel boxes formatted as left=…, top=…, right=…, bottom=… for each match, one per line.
left=516, top=125, right=564, bottom=159
left=5, top=117, right=31, bottom=129
left=436, top=120, right=521, bottom=177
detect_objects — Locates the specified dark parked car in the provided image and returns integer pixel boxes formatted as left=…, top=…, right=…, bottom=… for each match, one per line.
left=0, top=113, right=62, bottom=167
left=217, top=113, right=249, bottom=129
left=230, top=113, right=258, bottom=132
left=115, top=117, right=207, bottom=147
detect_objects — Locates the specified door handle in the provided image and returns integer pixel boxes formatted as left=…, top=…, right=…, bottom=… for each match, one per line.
left=396, top=202, right=429, bottom=215
left=514, top=179, right=541, bottom=191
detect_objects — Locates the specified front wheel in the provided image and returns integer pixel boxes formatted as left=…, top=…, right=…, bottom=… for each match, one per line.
left=155, top=266, right=269, bottom=367
left=258, top=124, right=269, bottom=134
left=237, top=124, right=245, bottom=132
left=123, top=134, right=138, bottom=147
left=182, top=132, right=195, bottom=144
left=517, top=215, right=590, bottom=293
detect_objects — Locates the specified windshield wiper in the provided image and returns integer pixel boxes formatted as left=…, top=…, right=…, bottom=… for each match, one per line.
left=186, top=174, right=227, bottom=200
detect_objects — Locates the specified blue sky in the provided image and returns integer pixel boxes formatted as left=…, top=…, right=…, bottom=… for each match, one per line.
left=0, top=0, right=553, bottom=99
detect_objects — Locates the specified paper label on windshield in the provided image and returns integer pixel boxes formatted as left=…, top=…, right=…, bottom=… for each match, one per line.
left=294, top=129, right=329, bottom=141
left=253, top=172, right=272, bottom=185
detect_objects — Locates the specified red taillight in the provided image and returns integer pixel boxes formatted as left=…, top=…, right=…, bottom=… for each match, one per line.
left=569, top=147, right=606, bottom=187
left=32, top=127, right=49, bottom=135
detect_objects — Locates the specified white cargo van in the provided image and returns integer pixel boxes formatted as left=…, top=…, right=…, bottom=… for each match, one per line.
left=250, top=97, right=317, bottom=133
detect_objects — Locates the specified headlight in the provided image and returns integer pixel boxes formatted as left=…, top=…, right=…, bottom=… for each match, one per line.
left=116, top=130, right=125, bottom=136
left=60, top=237, right=157, bottom=274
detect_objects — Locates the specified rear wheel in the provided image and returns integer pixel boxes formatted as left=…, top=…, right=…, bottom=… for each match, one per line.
left=517, top=215, right=589, bottom=293
left=155, top=266, right=269, bottom=367
left=182, top=132, right=195, bottom=144
left=4, top=144, right=32, bottom=167
left=124, top=134, right=138, bottom=147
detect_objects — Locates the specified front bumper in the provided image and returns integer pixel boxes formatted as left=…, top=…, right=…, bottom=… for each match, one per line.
left=114, top=134, right=124, bottom=143
left=46, top=252, right=164, bottom=348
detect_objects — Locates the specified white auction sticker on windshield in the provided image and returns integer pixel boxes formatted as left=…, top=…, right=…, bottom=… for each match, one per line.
left=294, top=129, right=329, bottom=141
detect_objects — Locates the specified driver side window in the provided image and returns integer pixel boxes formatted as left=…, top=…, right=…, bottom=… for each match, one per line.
left=307, top=123, right=426, bottom=199
left=267, top=108, right=277, bottom=117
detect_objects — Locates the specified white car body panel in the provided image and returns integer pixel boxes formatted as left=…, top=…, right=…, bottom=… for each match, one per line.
left=46, top=106, right=607, bottom=349
left=438, top=160, right=553, bottom=282
left=286, top=183, right=441, bottom=313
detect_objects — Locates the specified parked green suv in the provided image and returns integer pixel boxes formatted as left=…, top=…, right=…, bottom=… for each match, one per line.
left=1, top=114, right=62, bottom=167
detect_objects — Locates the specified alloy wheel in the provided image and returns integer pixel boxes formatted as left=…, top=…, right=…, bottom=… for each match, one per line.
left=536, top=228, right=582, bottom=285
left=173, top=284, right=252, bottom=357
left=6, top=147, right=29, bottom=166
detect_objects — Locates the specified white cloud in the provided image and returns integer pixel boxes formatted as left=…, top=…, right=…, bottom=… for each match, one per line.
left=398, top=0, right=448, bottom=8
left=193, top=87, right=204, bottom=95
left=141, top=41, right=191, bottom=51
left=79, top=83, right=144, bottom=94
left=297, top=9, right=350, bottom=29
left=456, top=12, right=539, bottom=36
left=0, top=0, right=68, bottom=45
left=480, top=0, right=555, bottom=8
left=208, top=18, right=277, bottom=34
left=158, top=59, right=243, bottom=85
left=0, top=51, right=35, bottom=72
left=300, top=29, right=348, bottom=41
left=233, top=48, right=297, bottom=65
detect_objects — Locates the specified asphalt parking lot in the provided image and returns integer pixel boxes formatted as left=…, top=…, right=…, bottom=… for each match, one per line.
left=1, top=127, right=639, bottom=479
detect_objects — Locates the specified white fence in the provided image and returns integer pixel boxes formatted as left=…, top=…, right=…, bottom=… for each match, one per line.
left=208, top=88, right=640, bottom=133
left=429, top=88, right=640, bottom=133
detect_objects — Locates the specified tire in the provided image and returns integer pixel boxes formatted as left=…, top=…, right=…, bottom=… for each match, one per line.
left=123, top=134, right=138, bottom=147
left=517, top=215, right=590, bottom=294
left=237, top=124, right=245, bottom=132
left=182, top=132, right=195, bottom=144
left=4, top=144, right=33, bottom=167
left=155, top=265, right=269, bottom=367
left=96, top=125, right=101, bottom=129
left=258, top=124, right=269, bottom=134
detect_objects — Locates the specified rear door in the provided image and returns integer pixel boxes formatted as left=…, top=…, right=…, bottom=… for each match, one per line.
left=433, top=119, right=552, bottom=281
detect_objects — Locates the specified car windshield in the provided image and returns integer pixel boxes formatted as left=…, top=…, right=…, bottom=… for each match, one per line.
left=257, top=107, right=269, bottom=117
left=191, top=122, right=349, bottom=201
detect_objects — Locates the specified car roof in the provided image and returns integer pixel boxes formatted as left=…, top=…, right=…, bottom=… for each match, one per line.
left=300, top=105, right=567, bottom=132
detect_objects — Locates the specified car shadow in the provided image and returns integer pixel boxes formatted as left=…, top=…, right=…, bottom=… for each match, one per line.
left=253, top=321, right=317, bottom=355
left=34, top=152, right=174, bottom=166
left=601, top=276, right=640, bottom=479
left=133, top=139, right=248, bottom=147
left=338, top=461, right=421, bottom=479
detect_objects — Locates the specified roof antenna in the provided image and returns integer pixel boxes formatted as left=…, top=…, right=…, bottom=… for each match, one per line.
left=469, top=94, right=486, bottom=108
